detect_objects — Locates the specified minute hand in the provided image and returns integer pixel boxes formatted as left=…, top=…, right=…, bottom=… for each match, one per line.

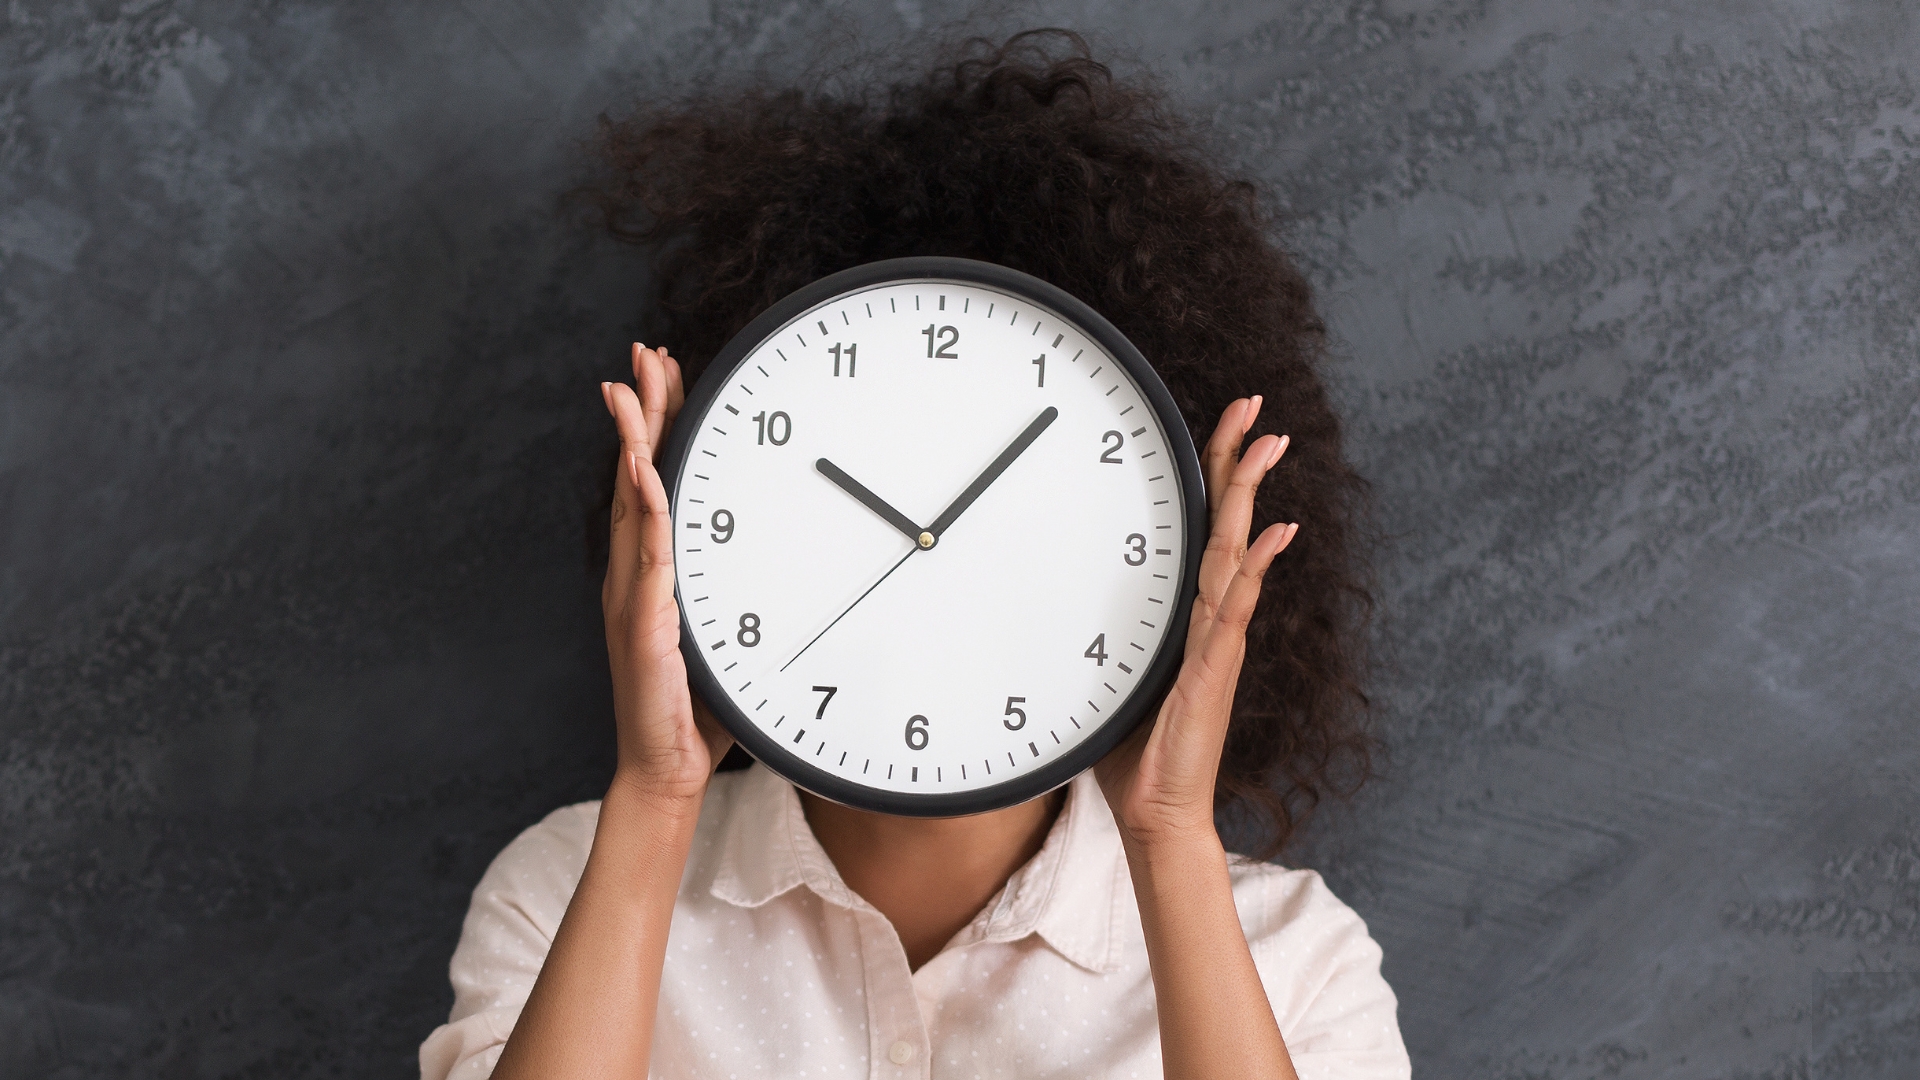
left=926, top=406, right=1059, bottom=540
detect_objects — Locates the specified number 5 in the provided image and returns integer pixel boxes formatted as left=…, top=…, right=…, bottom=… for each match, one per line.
left=1003, top=696, right=1027, bottom=731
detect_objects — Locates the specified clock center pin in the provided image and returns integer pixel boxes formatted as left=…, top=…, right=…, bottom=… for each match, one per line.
left=918, top=531, right=936, bottom=550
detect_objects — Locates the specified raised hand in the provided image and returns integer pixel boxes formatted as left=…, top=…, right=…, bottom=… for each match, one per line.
left=1094, top=395, right=1296, bottom=843
left=491, top=347, right=731, bottom=1080
left=599, top=342, right=732, bottom=805
left=1088, top=394, right=1303, bottom=1080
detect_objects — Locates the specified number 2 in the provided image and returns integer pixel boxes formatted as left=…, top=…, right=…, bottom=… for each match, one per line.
left=1100, top=430, right=1124, bottom=463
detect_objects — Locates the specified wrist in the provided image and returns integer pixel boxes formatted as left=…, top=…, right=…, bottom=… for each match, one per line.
left=1119, top=824, right=1232, bottom=916
left=1119, top=818, right=1226, bottom=862
left=605, top=768, right=710, bottom=826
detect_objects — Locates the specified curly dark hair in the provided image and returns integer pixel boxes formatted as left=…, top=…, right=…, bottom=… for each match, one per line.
left=584, top=29, right=1374, bottom=857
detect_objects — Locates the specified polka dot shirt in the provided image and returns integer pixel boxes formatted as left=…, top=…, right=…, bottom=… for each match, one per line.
left=419, top=765, right=1409, bottom=1079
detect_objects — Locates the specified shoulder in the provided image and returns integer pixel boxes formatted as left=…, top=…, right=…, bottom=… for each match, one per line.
left=470, top=770, right=759, bottom=918
left=1225, top=855, right=1378, bottom=963
left=1225, top=856, right=1410, bottom=1080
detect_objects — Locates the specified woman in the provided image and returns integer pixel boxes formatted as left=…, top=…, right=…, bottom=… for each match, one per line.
left=421, top=30, right=1404, bottom=1080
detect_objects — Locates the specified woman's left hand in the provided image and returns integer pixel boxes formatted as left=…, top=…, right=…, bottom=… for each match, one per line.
left=1094, top=395, right=1297, bottom=847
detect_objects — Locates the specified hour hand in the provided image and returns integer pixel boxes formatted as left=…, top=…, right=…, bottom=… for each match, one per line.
left=815, top=459, right=930, bottom=547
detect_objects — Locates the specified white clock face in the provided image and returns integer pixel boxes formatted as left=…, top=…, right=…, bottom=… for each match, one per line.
left=668, top=270, right=1197, bottom=812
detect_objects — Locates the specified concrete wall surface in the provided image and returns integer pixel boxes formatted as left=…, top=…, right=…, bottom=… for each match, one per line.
left=2, top=1, right=1915, bottom=1077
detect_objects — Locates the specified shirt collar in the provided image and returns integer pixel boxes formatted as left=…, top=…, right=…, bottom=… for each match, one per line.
left=708, top=763, right=1126, bottom=974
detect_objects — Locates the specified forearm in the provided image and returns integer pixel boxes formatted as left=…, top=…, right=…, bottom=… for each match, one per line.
left=1123, top=830, right=1298, bottom=1080
left=491, top=778, right=701, bottom=1080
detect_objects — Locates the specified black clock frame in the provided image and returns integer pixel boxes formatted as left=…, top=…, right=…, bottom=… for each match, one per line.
left=658, top=257, right=1209, bottom=817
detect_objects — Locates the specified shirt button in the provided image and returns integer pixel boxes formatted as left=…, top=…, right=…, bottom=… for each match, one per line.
left=888, top=1040, right=916, bottom=1065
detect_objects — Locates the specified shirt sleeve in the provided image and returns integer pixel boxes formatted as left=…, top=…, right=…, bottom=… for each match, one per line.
left=418, top=802, right=599, bottom=1080
left=1236, top=862, right=1412, bottom=1080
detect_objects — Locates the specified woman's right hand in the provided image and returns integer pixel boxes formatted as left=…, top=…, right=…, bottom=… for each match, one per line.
left=599, top=343, right=733, bottom=809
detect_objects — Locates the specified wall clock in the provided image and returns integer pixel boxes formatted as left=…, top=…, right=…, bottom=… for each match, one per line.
left=659, top=257, right=1206, bottom=816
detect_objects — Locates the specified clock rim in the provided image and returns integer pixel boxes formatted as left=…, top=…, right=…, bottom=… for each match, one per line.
left=658, top=256, right=1208, bottom=818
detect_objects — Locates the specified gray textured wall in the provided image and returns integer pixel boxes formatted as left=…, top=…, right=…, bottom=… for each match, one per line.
left=3, top=1, right=1915, bottom=1077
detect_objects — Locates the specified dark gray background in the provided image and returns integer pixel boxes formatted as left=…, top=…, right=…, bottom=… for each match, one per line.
left=3, top=1, right=1915, bottom=1077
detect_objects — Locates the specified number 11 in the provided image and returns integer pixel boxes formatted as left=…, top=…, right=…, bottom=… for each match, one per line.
left=829, top=342, right=857, bottom=376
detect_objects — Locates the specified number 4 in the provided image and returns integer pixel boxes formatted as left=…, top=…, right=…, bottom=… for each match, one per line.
left=1084, top=634, right=1108, bottom=666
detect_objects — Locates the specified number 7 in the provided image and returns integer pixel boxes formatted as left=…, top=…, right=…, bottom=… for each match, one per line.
left=812, top=685, right=838, bottom=719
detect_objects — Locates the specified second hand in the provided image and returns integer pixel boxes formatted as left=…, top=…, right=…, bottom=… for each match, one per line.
left=778, top=547, right=918, bottom=673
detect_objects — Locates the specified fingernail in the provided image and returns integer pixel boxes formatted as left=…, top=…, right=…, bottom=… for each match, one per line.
left=1246, top=395, right=1263, bottom=431
left=636, top=341, right=647, bottom=350
left=1268, top=435, right=1288, bottom=467
left=627, top=450, right=641, bottom=488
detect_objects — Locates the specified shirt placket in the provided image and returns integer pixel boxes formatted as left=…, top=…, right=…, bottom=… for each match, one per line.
left=854, top=906, right=930, bottom=1080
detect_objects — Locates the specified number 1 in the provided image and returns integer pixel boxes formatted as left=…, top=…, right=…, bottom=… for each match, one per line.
left=1031, top=353, right=1045, bottom=387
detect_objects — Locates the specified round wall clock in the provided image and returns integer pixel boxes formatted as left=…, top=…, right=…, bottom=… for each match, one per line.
left=659, top=257, right=1206, bottom=816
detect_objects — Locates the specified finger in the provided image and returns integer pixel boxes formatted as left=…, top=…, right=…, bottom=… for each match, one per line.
left=691, top=695, right=734, bottom=767
left=1195, top=432, right=1288, bottom=625
left=603, top=380, right=666, bottom=604
left=634, top=344, right=669, bottom=456
left=1192, top=521, right=1296, bottom=694
left=663, top=352, right=686, bottom=442
left=1202, top=396, right=1259, bottom=517
left=627, top=438, right=677, bottom=616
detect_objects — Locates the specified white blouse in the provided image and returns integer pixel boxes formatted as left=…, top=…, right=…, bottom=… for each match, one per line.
left=420, top=763, right=1409, bottom=1080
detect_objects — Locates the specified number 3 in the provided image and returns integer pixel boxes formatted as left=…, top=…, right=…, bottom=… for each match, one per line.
left=1124, top=533, right=1146, bottom=565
